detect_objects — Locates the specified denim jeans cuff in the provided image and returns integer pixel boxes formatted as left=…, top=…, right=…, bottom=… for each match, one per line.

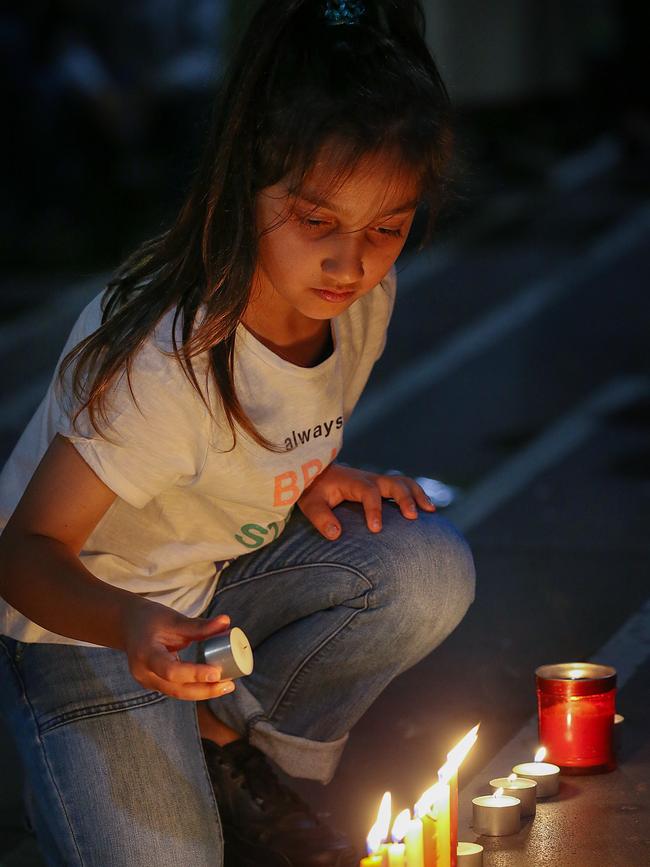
left=208, top=680, right=348, bottom=784
left=249, top=720, right=348, bottom=785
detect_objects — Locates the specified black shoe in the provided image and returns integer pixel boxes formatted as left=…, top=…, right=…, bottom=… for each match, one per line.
left=201, top=738, right=356, bottom=867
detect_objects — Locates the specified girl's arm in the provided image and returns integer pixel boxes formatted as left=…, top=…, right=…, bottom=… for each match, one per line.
left=0, top=434, right=234, bottom=701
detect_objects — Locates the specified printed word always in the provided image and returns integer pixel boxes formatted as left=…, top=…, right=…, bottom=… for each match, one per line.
left=284, top=416, right=343, bottom=451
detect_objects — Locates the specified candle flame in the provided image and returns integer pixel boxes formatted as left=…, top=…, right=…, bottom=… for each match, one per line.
left=493, top=787, right=504, bottom=798
left=391, top=809, right=411, bottom=844
left=507, top=773, right=517, bottom=781
left=367, top=792, right=391, bottom=854
left=438, top=723, right=480, bottom=784
left=414, top=781, right=445, bottom=818
left=568, top=668, right=585, bottom=679
left=534, top=746, right=547, bottom=763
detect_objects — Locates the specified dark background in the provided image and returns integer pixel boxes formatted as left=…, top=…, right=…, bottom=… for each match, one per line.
left=1, top=2, right=650, bottom=865
left=2, top=1, right=648, bottom=280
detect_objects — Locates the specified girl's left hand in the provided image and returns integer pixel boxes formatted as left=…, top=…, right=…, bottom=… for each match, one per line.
left=297, top=463, right=436, bottom=540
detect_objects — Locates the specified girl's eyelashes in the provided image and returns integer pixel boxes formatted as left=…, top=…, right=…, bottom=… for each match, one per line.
left=298, top=216, right=332, bottom=230
left=294, top=212, right=404, bottom=239
left=375, top=226, right=404, bottom=238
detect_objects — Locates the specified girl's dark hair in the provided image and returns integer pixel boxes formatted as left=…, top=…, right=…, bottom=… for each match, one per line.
left=58, top=0, right=453, bottom=451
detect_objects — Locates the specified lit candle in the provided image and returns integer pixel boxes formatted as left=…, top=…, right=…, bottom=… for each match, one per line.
left=450, top=772, right=458, bottom=867
left=437, top=725, right=480, bottom=867
left=435, top=781, right=451, bottom=867
left=472, top=788, right=521, bottom=836
left=489, top=774, right=537, bottom=817
left=361, top=791, right=391, bottom=867
left=456, top=842, right=484, bottom=866
left=512, top=746, right=560, bottom=797
left=387, top=810, right=411, bottom=867
left=404, top=813, right=424, bottom=867
left=414, top=784, right=440, bottom=867
left=536, top=663, right=616, bottom=772
left=411, top=725, right=480, bottom=867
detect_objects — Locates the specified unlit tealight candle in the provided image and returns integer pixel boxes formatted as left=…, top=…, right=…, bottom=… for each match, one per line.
left=457, top=841, right=484, bottom=865
left=201, top=627, right=254, bottom=680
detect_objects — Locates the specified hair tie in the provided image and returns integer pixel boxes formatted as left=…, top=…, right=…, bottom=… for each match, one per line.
left=324, top=0, right=366, bottom=26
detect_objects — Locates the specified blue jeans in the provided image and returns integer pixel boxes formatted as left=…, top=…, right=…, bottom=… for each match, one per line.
left=0, top=503, right=475, bottom=866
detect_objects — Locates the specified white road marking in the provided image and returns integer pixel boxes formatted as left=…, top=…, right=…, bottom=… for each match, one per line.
left=449, top=376, right=650, bottom=532
left=347, top=204, right=650, bottom=440
left=447, top=374, right=650, bottom=798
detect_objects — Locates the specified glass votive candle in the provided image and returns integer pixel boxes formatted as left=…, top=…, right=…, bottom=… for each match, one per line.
left=536, top=662, right=616, bottom=773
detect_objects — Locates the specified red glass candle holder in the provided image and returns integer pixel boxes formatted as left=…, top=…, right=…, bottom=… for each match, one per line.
left=536, top=663, right=616, bottom=774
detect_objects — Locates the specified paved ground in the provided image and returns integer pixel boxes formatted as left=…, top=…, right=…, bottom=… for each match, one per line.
left=1, top=129, right=649, bottom=865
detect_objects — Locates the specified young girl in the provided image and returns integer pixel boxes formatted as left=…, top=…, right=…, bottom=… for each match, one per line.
left=0, top=2, right=475, bottom=865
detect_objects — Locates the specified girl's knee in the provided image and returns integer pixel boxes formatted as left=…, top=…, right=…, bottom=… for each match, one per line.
left=367, top=509, right=476, bottom=632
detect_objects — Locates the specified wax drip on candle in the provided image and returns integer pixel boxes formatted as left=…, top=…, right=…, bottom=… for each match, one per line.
left=367, top=791, right=392, bottom=855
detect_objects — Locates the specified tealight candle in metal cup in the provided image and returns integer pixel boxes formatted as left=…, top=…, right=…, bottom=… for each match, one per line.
left=457, top=841, right=484, bottom=865
left=200, top=627, right=254, bottom=680
left=512, top=755, right=560, bottom=797
left=472, top=792, right=521, bottom=836
left=489, top=776, right=537, bottom=816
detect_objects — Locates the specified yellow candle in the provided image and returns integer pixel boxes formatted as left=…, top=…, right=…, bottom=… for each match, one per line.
left=387, top=843, right=406, bottom=867
left=434, top=781, right=451, bottom=867
left=361, top=851, right=388, bottom=867
left=387, top=809, right=411, bottom=867
left=450, top=772, right=458, bottom=867
left=362, top=791, right=392, bottom=867
left=405, top=816, right=424, bottom=867
left=415, top=726, right=479, bottom=867
left=421, top=813, right=438, bottom=867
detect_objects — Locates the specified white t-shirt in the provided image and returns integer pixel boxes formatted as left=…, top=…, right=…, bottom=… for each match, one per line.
left=0, top=270, right=396, bottom=645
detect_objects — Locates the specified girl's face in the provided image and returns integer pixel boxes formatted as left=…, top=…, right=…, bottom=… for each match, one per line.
left=249, top=151, right=419, bottom=333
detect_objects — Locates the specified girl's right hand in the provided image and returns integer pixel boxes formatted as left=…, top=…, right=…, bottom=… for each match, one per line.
left=122, top=601, right=237, bottom=701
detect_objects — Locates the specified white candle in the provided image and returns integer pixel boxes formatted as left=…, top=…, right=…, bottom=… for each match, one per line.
left=472, top=793, right=521, bottom=836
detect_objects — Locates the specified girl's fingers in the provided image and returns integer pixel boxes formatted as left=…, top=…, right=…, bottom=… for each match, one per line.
left=409, top=480, right=436, bottom=512
left=149, top=645, right=225, bottom=685
left=378, top=477, right=418, bottom=519
left=298, top=498, right=342, bottom=539
left=148, top=670, right=236, bottom=701
left=360, top=484, right=383, bottom=532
